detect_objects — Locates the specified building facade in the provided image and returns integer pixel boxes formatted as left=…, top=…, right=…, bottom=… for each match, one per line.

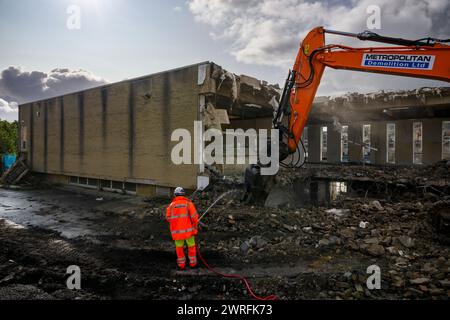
left=303, top=88, right=450, bottom=165
left=18, top=62, right=280, bottom=196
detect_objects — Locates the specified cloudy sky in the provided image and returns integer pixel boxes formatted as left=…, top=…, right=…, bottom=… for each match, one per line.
left=1, top=0, right=449, bottom=121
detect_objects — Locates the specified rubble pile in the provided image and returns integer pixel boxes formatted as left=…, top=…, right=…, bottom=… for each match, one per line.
left=210, top=64, right=281, bottom=118
left=198, top=192, right=450, bottom=299
left=187, top=162, right=450, bottom=299
left=324, top=87, right=450, bottom=109
left=279, top=161, right=450, bottom=187
left=0, top=162, right=449, bottom=300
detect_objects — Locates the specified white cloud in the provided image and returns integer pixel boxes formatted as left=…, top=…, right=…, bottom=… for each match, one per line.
left=0, top=66, right=107, bottom=104
left=0, top=98, right=19, bottom=121
left=187, top=0, right=449, bottom=94
left=0, top=66, right=107, bottom=122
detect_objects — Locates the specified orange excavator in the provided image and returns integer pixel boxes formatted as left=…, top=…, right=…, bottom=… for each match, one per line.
left=244, top=26, right=450, bottom=203
left=274, top=26, right=450, bottom=163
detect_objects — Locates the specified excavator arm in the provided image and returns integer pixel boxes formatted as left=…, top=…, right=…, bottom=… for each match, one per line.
left=275, top=26, right=450, bottom=159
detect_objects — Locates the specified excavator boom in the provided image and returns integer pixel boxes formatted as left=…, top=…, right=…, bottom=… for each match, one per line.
left=275, top=26, right=450, bottom=157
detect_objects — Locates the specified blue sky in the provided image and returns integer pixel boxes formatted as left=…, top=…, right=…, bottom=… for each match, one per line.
left=0, top=0, right=284, bottom=84
left=0, top=0, right=449, bottom=121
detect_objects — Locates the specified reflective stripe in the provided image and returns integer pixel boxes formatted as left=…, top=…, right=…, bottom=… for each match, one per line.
left=189, top=256, right=197, bottom=262
left=177, top=258, right=186, bottom=263
left=169, top=202, right=189, bottom=220
left=171, top=227, right=196, bottom=235
left=167, top=213, right=189, bottom=220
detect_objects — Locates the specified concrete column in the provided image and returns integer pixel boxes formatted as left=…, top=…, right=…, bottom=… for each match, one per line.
left=349, top=122, right=362, bottom=163
left=423, top=118, right=444, bottom=164
left=373, top=121, right=386, bottom=165
left=308, top=125, right=321, bottom=163
left=327, top=125, right=341, bottom=163
left=396, top=120, right=413, bottom=165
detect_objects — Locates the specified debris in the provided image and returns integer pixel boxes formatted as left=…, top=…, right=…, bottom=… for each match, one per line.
left=359, top=221, right=369, bottom=229
left=1, top=155, right=29, bottom=185
left=371, top=200, right=384, bottom=211
left=366, top=244, right=385, bottom=256
left=326, top=208, right=350, bottom=219
left=302, top=227, right=312, bottom=233
left=398, top=236, right=415, bottom=248
left=1, top=160, right=450, bottom=300
left=318, top=239, right=330, bottom=246
left=410, top=278, right=431, bottom=285
left=248, top=236, right=268, bottom=249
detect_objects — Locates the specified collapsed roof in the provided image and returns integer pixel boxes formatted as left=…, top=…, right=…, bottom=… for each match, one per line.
left=203, top=63, right=282, bottom=120
left=310, top=87, right=450, bottom=123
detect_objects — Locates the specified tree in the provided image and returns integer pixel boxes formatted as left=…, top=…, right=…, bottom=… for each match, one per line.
left=0, top=120, right=19, bottom=154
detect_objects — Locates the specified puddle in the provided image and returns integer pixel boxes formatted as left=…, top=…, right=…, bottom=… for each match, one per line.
left=0, top=188, right=115, bottom=240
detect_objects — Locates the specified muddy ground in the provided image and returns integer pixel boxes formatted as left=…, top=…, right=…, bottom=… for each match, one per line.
left=0, top=163, right=449, bottom=300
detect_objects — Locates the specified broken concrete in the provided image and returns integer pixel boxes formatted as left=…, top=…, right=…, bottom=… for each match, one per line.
left=1, top=160, right=449, bottom=300
left=210, top=64, right=281, bottom=119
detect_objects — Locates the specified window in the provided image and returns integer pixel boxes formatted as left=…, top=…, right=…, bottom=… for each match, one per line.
left=87, top=178, right=99, bottom=187
left=124, top=182, right=137, bottom=192
left=443, top=121, right=450, bottom=160
left=341, top=125, right=349, bottom=162
left=362, top=124, right=371, bottom=163
left=100, top=180, right=111, bottom=189
left=302, top=127, right=308, bottom=160
left=386, top=123, right=396, bottom=164
left=112, top=181, right=123, bottom=190
left=413, top=122, right=423, bottom=164
left=321, top=126, right=328, bottom=162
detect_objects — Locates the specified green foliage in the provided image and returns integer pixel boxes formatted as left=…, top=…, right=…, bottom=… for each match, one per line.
left=0, top=120, right=19, bottom=154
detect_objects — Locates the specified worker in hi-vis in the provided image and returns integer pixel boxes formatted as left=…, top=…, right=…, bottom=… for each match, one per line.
left=166, top=187, right=199, bottom=270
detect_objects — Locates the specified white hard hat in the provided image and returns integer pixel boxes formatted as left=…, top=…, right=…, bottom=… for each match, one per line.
left=174, top=187, right=185, bottom=196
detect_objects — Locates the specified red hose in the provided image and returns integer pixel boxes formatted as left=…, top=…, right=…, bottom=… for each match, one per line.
left=196, top=243, right=277, bottom=301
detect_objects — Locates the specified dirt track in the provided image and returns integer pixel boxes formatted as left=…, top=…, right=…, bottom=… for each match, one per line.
left=0, top=167, right=449, bottom=300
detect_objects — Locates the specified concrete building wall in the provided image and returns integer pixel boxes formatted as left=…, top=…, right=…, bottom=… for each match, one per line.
left=423, top=118, right=444, bottom=164
left=373, top=122, right=386, bottom=165
left=306, top=117, right=450, bottom=166
left=18, top=62, right=282, bottom=195
left=327, top=125, right=341, bottom=163
left=349, top=123, right=362, bottom=163
left=19, top=64, right=203, bottom=192
left=396, top=120, right=414, bottom=165
left=308, top=125, right=321, bottom=163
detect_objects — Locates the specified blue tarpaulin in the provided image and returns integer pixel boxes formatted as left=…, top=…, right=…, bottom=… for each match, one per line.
left=2, top=154, right=16, bottom=171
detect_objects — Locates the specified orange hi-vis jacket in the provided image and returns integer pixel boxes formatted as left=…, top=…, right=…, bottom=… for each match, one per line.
left=166, top=196, right=199, bottom=241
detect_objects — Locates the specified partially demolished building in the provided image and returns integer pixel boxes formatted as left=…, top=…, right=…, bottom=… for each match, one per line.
left=18, top=61, right=450, bottom=197
left=304, top=88, right=450, bottom=165
left=18, top=62, right=280, bottom=196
